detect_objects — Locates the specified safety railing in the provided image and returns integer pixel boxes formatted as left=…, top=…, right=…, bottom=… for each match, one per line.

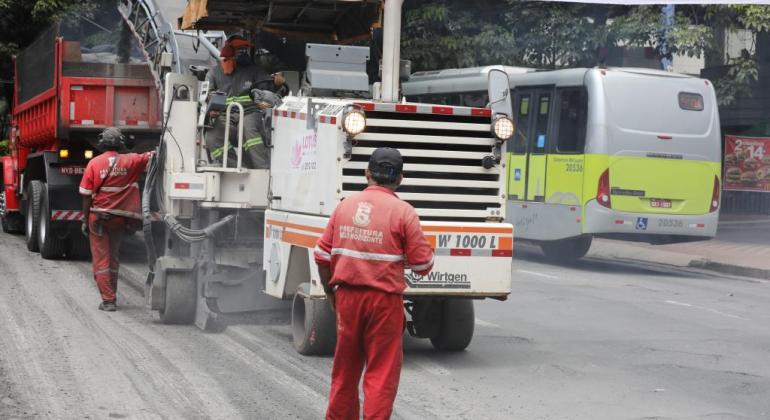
left=222, top=102, right=245, bottom=171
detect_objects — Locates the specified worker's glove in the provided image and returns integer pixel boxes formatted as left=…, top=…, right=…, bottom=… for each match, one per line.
left=81, top=222, right=89, bottom=237
left=250, top=89, right=282, bottom=108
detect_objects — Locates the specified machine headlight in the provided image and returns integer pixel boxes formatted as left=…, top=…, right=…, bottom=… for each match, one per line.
left=84, top=150, right=94, bottom=159
left=343, top=109, right=367, bottom=136
left=492, top=116, right=514, bottom=141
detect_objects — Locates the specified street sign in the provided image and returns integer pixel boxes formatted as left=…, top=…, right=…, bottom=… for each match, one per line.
left=724, top=135, right=770, bottom=193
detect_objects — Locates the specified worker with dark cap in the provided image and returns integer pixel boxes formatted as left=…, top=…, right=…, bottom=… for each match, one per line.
left=314, top=147, right=435, bottom=419
left=79, top=127, right=153, bottom=312
left=205, top=34, right=285, bottom=169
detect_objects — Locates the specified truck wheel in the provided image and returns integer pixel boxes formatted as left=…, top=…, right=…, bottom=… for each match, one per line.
left=292, top=284, right=336, bottom=356
left=67, top=235, right=91, bottom=260
left=1, top=191, right=23, bottom=234
left=25, top=180, right=43, bottom=252
left=430, top=299, right=475, bottom=352
left=159, top=270, right=196, bottom=324
left=38, top=184, right=67, bottom=259
left=540, top=235, right=592, bottom=262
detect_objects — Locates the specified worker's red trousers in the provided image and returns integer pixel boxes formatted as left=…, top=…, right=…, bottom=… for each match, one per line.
left=88, top=213, right=125, bottom=302
left=326, top=286, right=404, bottom=420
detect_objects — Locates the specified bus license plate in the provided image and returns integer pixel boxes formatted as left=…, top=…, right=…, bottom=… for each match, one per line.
left=650, top=199, right=672, bottom=209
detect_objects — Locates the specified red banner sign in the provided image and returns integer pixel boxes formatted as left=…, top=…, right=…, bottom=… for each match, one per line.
left=724, top=135, right=770, bottom=192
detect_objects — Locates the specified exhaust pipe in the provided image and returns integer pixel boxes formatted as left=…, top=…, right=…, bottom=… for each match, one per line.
left=381, top=0, right=404, bottom=103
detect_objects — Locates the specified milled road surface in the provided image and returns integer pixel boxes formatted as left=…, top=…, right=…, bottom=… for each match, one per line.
left=1, top=232, right=769, bottom=419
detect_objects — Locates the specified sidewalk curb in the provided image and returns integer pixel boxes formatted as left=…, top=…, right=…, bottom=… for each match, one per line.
left=688, top=258, right=770, bottom=281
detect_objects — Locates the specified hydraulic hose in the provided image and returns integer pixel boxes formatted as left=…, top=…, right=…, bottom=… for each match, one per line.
left=163, top=214, right=235, bottom=243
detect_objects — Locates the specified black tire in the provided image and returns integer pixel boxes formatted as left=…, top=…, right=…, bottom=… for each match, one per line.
left=292, top=284, right=336, bottom=356
left=1, top=212, right=23, bottom=234
left=1, top=191, right=24, bottom=234
left=25, top=180, right=43, bottom=252
left=540, top=235, right=592, bottom=262
left=67, top=235, right=92, bottom=260
left=159, top=270, right=197, bottom=324
left=38, top=184, right=67, bottom=259
left=430, top=299, right=475, bottom=352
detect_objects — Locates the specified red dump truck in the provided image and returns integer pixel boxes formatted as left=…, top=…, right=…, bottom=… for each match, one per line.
left=0, top=24, right=160, bottom=259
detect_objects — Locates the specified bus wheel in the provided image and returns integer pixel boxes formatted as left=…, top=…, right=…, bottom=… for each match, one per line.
left=292, top=283, right=336, bottom=356
left=25, top=180, right=43, bottom=252
left=38, top=183, right=67, bottom=259
left=430, top=299, right=475, bottom=352
left=541, top=235, right=592, bottom=261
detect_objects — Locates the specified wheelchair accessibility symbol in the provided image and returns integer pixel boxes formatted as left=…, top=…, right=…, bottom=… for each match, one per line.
left=635, top=217, right=649, bottom=231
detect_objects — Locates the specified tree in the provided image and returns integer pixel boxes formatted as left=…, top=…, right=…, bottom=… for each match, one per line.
left=401, top=1, right=516, bottom=71
left=401, top=2, right=770, bottom=106
left=0, top=0, right=104, bottom=94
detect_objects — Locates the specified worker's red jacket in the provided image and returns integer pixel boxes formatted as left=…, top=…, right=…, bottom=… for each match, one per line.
left=314, top=185, right=434, bottom=295
left=79, top=151, right=152, bottom=219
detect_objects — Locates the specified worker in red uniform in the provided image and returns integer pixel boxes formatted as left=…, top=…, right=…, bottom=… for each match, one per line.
left=79, top=127, right=153, bottom=312
left=314, top=147, right=434, bottom=420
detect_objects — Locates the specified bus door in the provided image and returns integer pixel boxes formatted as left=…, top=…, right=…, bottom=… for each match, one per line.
left=509, top=89, right=553, bottom=202
left=507, top=93, right=530, bottom=200
left=525, top=90, right=552, bottom=201
left=544, top=88, right=587, bottom=206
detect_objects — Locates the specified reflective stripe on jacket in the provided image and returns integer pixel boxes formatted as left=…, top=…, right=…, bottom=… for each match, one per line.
left=314, top=186, right=434, bottom=294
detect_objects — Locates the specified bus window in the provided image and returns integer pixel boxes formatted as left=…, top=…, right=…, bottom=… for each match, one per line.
left=532, top=94, right=551, bottom=154
left=512, top=94, right=531, bottom=154
left=555, top=88, right=587, bottom=153
left=461, top=91, right=488, bottom=108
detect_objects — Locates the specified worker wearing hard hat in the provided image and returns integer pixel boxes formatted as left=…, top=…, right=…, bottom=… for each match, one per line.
left=314, top=147, right=435, bottom=419
left=205, top=34, right=285, bottom=169
left=79, top=127, right=153, bottom=312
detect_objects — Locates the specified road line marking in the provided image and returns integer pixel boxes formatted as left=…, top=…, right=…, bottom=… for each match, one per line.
left=475, top=318, right=500, bottom=328
left=665, top=300, right=749, bottom=321
left=517, top=269, right=559, bottom=280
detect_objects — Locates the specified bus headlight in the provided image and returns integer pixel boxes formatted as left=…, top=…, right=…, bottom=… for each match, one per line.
left=84, top=150, right=94, bottom=159
left=342, top=109, right=367, bottom=136
left=492, top=116, right=514, bottom=141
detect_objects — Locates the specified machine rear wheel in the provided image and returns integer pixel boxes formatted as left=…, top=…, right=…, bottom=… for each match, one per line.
left=159, top=270, right=197, bottom=324
left=38, top=184, right=67, bottom=259
left=25, top=180, right=43, bottom=252
left=430, top=299, right=475, bottom=352
left=540, top=235, right=592, bottom=261
left=292, top=284, right=336, bottom=356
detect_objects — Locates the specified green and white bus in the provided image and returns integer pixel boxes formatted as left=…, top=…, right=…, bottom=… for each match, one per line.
left=404, top=66, right=722, bottom=259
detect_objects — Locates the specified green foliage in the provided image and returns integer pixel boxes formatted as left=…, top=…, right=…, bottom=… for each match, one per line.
left=402, top=1, right=516, bottom=71
left=0, top=0, right=104, bottom=80
left=0, top=139, right=8, bottom=156
left=402, top=3, right=770, bottom=107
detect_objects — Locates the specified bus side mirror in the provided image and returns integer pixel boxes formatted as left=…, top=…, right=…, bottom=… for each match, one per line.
left=487, top=69, right=512, bottom=118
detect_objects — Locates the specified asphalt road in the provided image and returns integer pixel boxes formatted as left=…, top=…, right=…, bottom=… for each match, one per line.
left=0, top=232, right=768, bottom=420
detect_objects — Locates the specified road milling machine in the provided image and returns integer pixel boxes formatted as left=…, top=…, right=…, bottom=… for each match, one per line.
left=119, top=0, right=516, bottom=354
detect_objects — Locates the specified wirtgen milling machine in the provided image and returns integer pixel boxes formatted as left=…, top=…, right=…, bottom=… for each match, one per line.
left=120, top=0, right=515, bottom=354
